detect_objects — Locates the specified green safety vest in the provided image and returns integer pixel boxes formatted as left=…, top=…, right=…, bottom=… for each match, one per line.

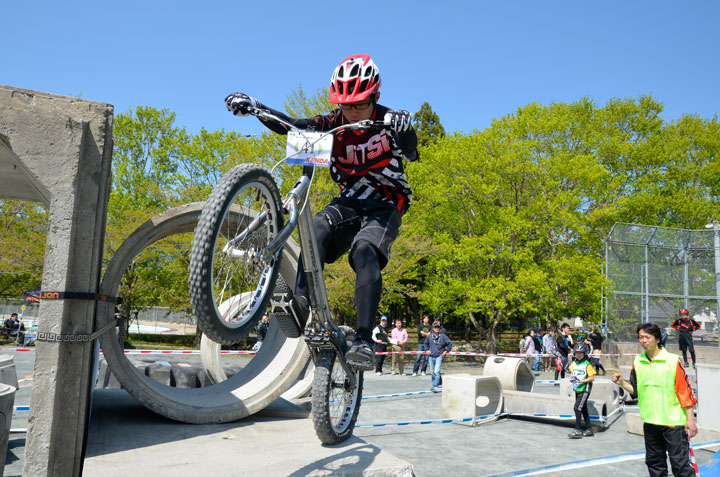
left=571, top=359, right=592, bottom=393
left=634, top=348, right=687, bottom=426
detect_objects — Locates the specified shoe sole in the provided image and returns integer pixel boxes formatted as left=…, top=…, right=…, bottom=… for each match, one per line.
left=346, top=358, right=374, bottom=371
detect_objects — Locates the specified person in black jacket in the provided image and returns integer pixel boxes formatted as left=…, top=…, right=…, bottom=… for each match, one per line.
left=372, top=316, right=390, bottom=375
left=671, top=309, right=701, bottom=367
left=555, top=323, right=571, bottom=380
left=587, top=329, right=606, bottom=375
left=412, top=314, right=432, bottom=376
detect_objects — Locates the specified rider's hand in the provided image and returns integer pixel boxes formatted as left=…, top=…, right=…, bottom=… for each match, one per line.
left=384, top=110, right=412, bottom=133
left=225, top=93, right=259, bottom=116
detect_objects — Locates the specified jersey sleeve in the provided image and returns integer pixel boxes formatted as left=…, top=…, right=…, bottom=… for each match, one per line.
left=671, top=320, right=680, bottom=330
left=675, top=361, right=697, bottom=408
left=692, top=320, right=701, bottom=331
left=586, top=363, right=596, bottom=378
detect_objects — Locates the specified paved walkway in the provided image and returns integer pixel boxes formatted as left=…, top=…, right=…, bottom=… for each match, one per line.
left=5, top=352, right=718, bottom=476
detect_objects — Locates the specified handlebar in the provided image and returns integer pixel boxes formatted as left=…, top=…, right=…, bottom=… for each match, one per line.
left=245, top=106, right=388, bottom=134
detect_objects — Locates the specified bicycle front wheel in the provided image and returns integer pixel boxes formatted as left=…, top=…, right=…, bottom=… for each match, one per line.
left=189, top=164, right=284, bottom=344
left=311, top=350, right=363, bottom=445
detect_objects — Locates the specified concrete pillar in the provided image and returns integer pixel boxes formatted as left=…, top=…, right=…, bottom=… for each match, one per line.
left=442, top=374, right=503, bottom=426
left=697, top=363, right=720, bottom=430
left=0, top=85, right=113, bottom=476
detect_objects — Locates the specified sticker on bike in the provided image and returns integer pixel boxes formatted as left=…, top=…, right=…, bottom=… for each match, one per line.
left=285, top=130, right=333, bottom=167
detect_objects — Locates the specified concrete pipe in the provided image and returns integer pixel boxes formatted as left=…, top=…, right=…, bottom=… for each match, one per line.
left=97, top=202, right=310, bottom=424
left=483, top=356, right=535, bottom=392
left=442, top=374, right=503, bottom=426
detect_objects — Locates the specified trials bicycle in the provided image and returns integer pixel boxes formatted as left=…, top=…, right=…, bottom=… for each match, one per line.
left=189, top=106, right=388, bottom=444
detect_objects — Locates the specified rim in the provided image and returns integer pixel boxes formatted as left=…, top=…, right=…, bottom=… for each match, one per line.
left=210, top=181, right=279, bottom=330
left=328, top=355, right=360, bottom=434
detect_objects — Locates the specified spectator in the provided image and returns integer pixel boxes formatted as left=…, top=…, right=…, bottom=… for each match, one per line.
left=432, top=316, right=446, bottom=335
left=372, top=316, right=390, bottom=375
left=390, top=319, right=408, bottom=375
left=671, top=308, right=701, bottom=368
left=424, top=322, right=452, bottom=393
left=555, top=323, right=571, bottom=381
left=567, top=342, right=596, bottom=438
left=522, top=330, right=540, bottom=375
left=613, top=323, right=697, bottom=477
left=252, top=313, right=269, bottom=352
left=5, top=313, right=25, bottom=338
left=542, top=329, right=556, bottom=372
left=587, top=329, right=606, bottom=375
left=412, top=314, right=431, bottom=376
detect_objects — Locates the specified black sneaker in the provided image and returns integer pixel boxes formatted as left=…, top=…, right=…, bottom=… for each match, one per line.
left=568, top=429, right=583, bottom=439
left=582, top=428, right=594, bottom=437
left=345, top=339, right=375, bottom=371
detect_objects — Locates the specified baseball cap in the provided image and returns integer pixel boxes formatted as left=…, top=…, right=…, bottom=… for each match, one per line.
left=433, top=323, right=441, bottom=328
left=380, top=316, right=387, bottom=321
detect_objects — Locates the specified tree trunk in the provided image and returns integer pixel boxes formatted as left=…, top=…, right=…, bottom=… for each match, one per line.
left=487, top=320, right=498, bottom=354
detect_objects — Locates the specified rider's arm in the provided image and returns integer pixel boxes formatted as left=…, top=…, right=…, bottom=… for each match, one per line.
left=252, top=104, right=315, bottom=135
left=394, top=128, right=419, bottom=161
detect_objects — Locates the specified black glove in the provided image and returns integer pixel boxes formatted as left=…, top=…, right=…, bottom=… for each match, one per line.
left=224, top=93, right=259, bottom=116
left=383, top=110, right=412, bottom=133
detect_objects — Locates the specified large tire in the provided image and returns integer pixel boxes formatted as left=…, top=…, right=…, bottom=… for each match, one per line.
left=190, top=164, right=284, bottom=344
left=311, top=350, right=363, bottom=445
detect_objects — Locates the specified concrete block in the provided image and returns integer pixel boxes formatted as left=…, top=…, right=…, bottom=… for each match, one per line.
left=697, top=363, right=720, bottom=431
left=0, top=355, right=18, bottom=389
left=483, top=356, right=535, bottom=392
left=171, top=365, right=200, bottom=389
left=442, top=374, right=503, bottom=426
left=625, top=412, right=720, bottom=451
left=503, top=390, right=608, bottom=428
left=145, top=363, right=173, bottom=386
left=0, top=382, right=16, bottom=477
left=558, top=376, right=621, bottom=412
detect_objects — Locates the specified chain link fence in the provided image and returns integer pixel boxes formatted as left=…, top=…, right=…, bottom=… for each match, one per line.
left=604, top=222, right=720, bottom=344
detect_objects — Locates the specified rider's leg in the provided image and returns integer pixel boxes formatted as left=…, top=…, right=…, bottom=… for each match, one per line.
left=351, top=240, right=382, bottom=344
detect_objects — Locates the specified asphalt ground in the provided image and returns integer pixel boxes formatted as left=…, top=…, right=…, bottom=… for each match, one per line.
left=3, top=350, right=718, bottom=476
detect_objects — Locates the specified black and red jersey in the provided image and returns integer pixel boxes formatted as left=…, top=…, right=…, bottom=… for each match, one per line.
left=671, top=318, right=701, bottom=338
left=259, top=104, right=416, bottom=215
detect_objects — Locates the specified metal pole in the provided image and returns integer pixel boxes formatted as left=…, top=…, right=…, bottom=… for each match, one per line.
left=645, top=243, right=650, bottom=324
left=713, top=220, right=720, bottom=349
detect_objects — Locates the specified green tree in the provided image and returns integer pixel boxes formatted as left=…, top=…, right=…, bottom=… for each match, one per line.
left=413, top=102, right=445, bottom=148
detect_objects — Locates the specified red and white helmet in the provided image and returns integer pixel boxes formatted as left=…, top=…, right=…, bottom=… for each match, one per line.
left=679, top=308, right=690, bottom=316
left=329, top=54, right=381, bottom=104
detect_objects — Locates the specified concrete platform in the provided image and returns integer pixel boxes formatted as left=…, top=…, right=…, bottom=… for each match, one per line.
left=83, top=389, right=414, bottom=477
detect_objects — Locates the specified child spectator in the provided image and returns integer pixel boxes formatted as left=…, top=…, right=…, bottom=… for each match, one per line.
left=568, top=342, right=596, bottom=438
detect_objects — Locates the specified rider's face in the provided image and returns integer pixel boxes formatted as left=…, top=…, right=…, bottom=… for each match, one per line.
left=339, top=92, right=379, bottom=122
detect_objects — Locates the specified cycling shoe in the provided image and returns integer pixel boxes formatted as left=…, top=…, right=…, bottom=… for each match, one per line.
left=345, top=339, right=375, bottom=371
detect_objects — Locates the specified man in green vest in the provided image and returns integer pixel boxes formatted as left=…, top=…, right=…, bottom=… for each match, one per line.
left=612, top=322, right=698, bottom=477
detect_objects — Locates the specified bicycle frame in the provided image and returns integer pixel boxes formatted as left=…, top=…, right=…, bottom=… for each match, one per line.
left=224, top=107, right=386, bottom=383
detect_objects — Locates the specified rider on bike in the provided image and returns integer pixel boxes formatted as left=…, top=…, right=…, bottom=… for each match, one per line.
left=224, top=54, right=419, bottom=370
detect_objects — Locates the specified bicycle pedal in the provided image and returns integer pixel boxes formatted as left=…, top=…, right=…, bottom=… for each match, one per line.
left=303, top=325, right=333, bottom=348
left=346, top=358, right=374, bottom=371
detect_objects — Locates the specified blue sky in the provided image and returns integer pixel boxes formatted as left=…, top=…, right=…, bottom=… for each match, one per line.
left=2, top=1, right=719, bottom=138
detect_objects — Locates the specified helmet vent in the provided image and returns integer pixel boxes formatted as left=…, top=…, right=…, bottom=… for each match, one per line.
left=337, top=82, right=343, bottom=94
left=350, top=64, right=360, bottom=77
left=347, top=81, right=355, bottom=95
left=359, top=79, right=369, bottom=92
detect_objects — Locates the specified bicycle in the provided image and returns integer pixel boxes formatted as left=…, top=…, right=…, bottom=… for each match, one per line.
left=189, top=106, right=389, bottom=444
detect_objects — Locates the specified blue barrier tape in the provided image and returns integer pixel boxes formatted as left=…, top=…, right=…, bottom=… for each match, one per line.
left=487, top=440, right=720, bottom=476
left=534, top=380, right=559, bottom=384
left=509, top=405, right=623, bottom=423
left=13, top=406, right=29, bottom=411
left=355, top=412, right=508, bottom=428
left=362, top=390, right=435, bottom=400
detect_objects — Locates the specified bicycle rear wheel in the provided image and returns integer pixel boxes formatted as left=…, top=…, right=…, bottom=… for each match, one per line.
left=190, top=164, right=284, bottom=344
left=311, top=349, right=363, bottom=445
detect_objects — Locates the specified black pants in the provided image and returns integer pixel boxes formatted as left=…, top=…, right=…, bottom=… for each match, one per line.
left=294, top=198, right=401, bottom=343
left=375, top=344, right=387, bottom=373
left=643, top=423, right=697, bottom=477
left=573, top=391, right=591, bottom=430
left=678, top=336, right=696, bottom=365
